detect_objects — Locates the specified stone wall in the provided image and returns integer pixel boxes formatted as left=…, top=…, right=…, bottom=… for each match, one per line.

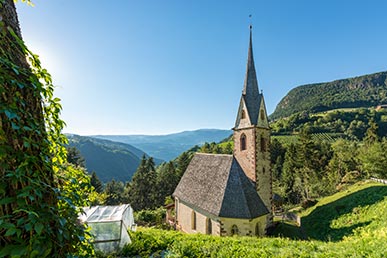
left=175, top=200, right=220, bottom=235
left=233, top=128, right=256, bottom=182
left=255, top=127, right=272, bottom=215
left=220, top=215, right=267, bottom=236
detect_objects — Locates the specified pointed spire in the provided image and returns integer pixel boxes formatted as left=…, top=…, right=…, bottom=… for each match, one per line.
left=240, top=25, right=260, bottom=125
left=243, top=25, right=259, bottom=96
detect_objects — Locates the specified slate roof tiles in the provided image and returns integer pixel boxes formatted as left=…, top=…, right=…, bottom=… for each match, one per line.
left=173, top=153, right=269, bottom=219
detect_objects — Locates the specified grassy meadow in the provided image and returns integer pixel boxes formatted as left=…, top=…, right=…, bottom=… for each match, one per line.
left=117, top=181, right=387, bottom=257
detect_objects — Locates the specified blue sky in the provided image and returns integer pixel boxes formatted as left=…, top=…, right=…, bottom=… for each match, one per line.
left=16, top=0, right=387, bottom=135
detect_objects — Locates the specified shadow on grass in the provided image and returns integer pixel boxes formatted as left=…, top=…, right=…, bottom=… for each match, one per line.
left=301, top=185, right=387, bottom=242
left=270, top=221, right=305, bottom=240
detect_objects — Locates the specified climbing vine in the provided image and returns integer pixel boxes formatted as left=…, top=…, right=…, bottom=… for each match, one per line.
left=0, top=2, right=93, bottom=256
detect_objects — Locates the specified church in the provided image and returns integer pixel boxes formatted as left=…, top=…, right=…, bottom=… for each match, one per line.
left=173, top=26, right=272, bottom=237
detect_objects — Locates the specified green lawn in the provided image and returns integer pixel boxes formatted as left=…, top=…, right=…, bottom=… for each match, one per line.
left=113, top=181, right=387, bottom=257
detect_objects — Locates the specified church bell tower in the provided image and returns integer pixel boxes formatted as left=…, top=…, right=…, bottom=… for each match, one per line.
left=233, top=25, right=272, bottom=214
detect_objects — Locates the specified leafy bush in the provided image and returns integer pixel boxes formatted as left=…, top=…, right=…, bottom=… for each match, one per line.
left=135, top=207, right=167, bottom=227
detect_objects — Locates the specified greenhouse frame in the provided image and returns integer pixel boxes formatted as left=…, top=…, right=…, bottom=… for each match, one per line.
left=79, top=204, right=136, bottom=252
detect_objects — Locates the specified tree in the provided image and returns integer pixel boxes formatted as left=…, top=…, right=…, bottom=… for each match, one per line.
left=224, top=142, right=233, bottom=154
left=200, top=142, right=211, bottom=153
left=156, top=161, right=179, bottom=206
left=270, top=139, right=286, bottom=181
left=364, top=119, right=379, bottom=145
left=176, top=151, right=193, bottom=178
left=104, top=179, right=125, bottom=205
left=0, top=1, right=92, bottom=256
left=327, top=139, right=359, bottom=188
left=66, top=146, right=85, bottom=167
left=128, top=155, right=157, bottom=210
left=90, top=171, right=103, bottom=193
left=281, top=143, right=301, bottom=204
left=358, top=139, right=387, bottom=178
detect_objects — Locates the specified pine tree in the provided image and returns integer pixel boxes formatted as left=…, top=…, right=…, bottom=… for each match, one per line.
left=104, top=179, right=125, bottom=205
left=128, top=155, right=157, bottom=210
left=90, top=171, right=104, bottom=193
left=176, top=151, right=193, bottom=177
left=156, top=161, right=179, bottom=206
left=66, top=146, right=86, bottom=167
left=282, top=143, right=301, bottom=204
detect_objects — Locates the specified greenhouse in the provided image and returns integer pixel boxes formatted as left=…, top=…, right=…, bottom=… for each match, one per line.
left=79, top=204, right=136, bottom=253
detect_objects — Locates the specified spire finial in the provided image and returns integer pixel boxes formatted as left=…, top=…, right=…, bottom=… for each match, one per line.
left=249, top=14, right=252, bottom=30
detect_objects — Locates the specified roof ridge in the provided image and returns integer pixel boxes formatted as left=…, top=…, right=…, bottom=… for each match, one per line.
left=195, top=153, right=233, bottom=157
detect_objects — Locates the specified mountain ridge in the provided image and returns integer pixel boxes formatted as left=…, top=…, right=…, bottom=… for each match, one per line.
left=270, top=71, right=387, bottom=119
left=92, top=128, right=232, bottom=161
left=67, top=134, right=162, bottom=183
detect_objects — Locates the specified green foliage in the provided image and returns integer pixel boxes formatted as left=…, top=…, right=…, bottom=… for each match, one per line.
left=90, top=171, right=104, bottom=193
left=127, top=156, right=158, bottom=211
left=175, top=150, right=194, bottom=178
left=156, top=161, right=179, bottom=205
left=66, top=145, right=86, bottom=167
left=271, top=108, right=387, bottom=141
left=271, top=135, right=299, bottom=145
left=122, top=228, right=176, bottom=257
left=120, top=182, right=387, bottom=257
left=271, top=71, right=387, bottom=120
left=358, top=139, right=387, bottom=178
left=122, top=216, right=387, bottom=257
left=104, top=179, right=125, bottom=205
left=327, top=139, right=359, bottom=189
left=301, top=182, right=387, bottom=242
left=0, top=15, right=93, bottom=257
left=135, top=207, right=167, bottom=227
left=198, top=141, right=234, bottom=154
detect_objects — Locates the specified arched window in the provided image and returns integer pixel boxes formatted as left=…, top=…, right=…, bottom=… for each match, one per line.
left=206, top=218, right=212, bottom=235
left=191, top=211, right=196, bottom=230
left=231, top=225, right=239, bottom=235
left=260, top=136, right=266, bottom=152
left=240, top=134, right=247, bottom=151
left=241, top=110, right=246, bottom=119
left=260, top=109, right=265, bottom=120
left=262, top=167, right=265, bottom=174
left=255, top=223, right=260, bottom=236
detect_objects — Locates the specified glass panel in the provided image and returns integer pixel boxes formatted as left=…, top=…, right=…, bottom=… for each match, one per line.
left=89, top=221, right=121, bottom=242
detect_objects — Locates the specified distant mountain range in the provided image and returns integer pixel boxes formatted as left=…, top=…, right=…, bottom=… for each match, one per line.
left=65, top=71, right=387, bottom=183
left=67, top=134, right=162, bottom=183
left=66, top=129, right=232, bottom=183
left=270, top=71, right=387, bottom=120
left=93, top=129, right=232, bottom=161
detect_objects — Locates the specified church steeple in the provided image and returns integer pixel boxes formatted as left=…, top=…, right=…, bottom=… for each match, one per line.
left=243, top=25, right=259, bottom=97
left=235, top=25, right=264, bottom=128
left=233, top=25, right=272, bottom=218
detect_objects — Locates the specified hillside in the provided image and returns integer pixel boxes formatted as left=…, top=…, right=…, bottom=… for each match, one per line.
left=271, top=71, right=387, bottom=120
left=67, top=135, right=162, bottom=183
left=93, top=129, right=232, bottom=161
left=119, top=181, right=387, bottom=257
left=300, top=181, right=387, bottom=242
left=270, top=107, right=387, bottom=141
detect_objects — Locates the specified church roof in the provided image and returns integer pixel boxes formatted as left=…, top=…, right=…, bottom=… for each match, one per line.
left=173, top=153, right=269, bottom=219
left=242, top=26, right=261, bottom=125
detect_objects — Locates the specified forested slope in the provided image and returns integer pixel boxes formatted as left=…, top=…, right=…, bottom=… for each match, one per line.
left=271, top=71, right=387, bottom=119
left=67, top=135, right=161, bottom=182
